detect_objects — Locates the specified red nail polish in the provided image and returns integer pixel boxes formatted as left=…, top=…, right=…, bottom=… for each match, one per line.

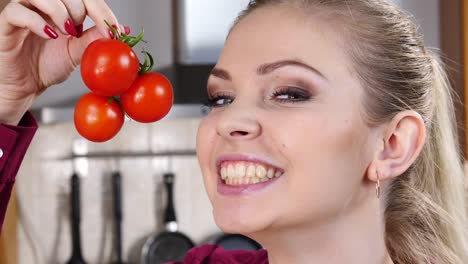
left=124, top=26, right=131, bottom=35
left=44, top=25, right=58, bottom=39
left=75, top=24, right=83, bottom=37
left=108, top=29, right=114, bottom=39
left=111, top=24, right=121, bottom=38
left=65, top=18, right=77, bottom=36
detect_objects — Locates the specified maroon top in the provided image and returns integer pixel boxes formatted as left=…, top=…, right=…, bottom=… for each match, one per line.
left=0, top=112, right=269, bottom=263
left=169, top=245, right=268, bottom=264
left=0, top=112, right=37, bottom=232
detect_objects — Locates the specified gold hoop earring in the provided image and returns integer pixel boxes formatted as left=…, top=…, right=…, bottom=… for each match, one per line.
left=376, top=171, right=381, bottom=199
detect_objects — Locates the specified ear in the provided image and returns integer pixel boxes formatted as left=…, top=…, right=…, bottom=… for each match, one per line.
left=368, top=111, right=426, bottom=182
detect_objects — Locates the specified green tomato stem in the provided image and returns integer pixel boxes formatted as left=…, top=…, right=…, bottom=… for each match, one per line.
left=102, top=20, right=153, bottom=75
left=127, top=28, right=145, bottom=47
left=138, top=50, right=155, bottom=74
left=107, top=96, right=115, bottom=104
left=104, top=20, right=119, bottom=40
left=103, top=19, right=146, bottom=48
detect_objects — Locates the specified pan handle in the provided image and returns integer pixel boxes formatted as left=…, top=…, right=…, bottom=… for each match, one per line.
left=68, top=173, right=86, bottom=264
left=163, top=173, right=177, bottom=230
left=112, top=171, right=123, bottom=264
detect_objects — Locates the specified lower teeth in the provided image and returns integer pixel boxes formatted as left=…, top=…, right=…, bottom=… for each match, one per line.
left=224, top=177, right=271, bottom=185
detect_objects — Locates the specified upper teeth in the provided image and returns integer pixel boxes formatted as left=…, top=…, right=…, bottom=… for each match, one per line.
left=220, top=161, right=283, bottom=183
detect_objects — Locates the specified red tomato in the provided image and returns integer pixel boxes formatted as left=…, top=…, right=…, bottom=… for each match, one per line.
left=74, top=93, right=125, bottom=142
left=120, top=72, right=174, bottom=123
left=81, top=39, right=139, bottom=96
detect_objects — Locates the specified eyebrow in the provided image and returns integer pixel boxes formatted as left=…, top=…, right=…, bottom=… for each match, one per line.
left=209, top=59, right=328, bottom=81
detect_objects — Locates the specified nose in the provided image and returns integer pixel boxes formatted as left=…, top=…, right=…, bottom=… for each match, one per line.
left=216, top=104, right=261, bottom=141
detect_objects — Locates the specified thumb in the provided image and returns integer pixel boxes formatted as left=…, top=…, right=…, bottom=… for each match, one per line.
left=68, top=26, right=106, bottom=66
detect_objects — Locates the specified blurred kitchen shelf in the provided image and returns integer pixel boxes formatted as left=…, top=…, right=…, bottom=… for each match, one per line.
left=59, top=150, right=197, bottom=160
left=34, top=104, right=209, bottom=124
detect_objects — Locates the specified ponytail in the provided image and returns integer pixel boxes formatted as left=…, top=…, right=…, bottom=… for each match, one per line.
left=385, top=54, right=468, bottom=264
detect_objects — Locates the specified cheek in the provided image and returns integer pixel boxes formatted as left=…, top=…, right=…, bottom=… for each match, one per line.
left=271, top=110, right=369, bottom=220
left=276, top=111, right=365, bottom=164
left=196, top=116, right=218, bottom=200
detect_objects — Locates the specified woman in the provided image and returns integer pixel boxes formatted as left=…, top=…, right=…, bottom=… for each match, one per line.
left=0, top=0, right=466, bottom=263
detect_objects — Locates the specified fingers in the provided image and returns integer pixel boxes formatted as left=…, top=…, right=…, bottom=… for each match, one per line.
left=0, top=2, right=59, bottom=39
left=61, top=0, right=86, bottom=36
left=82, top=0, right=121, bottom=38
left=25, top=0, right=79, bottom=36
left=2, top=0, right=127, bottom=40
left=67, top=24, right=130, bottom=67
left=68, top=26, right=102, bottom=66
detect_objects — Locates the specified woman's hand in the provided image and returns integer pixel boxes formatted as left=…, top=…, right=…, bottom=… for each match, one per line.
left=0, top=0, right=125, bottom=125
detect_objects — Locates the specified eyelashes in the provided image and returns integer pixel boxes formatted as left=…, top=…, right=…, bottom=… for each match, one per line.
left=270, top=86, right=312, bottom=103
left=202, top=93, right=234, bottom=108
left=202, top=86, right=312, bottom=109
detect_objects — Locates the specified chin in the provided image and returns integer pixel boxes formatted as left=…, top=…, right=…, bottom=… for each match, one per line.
left=214, top=214, right=267, bottom=235
left=211, top=203, right=273, bottom=235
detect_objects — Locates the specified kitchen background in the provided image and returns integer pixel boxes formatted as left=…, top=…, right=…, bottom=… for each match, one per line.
left=0, top=0, right=465, bottom=264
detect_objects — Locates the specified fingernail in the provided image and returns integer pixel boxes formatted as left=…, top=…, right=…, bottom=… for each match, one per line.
left=124, top=25, right=131, bottom=35
left=44, top=25, right=58, bottom=39
left=111, top=24, right=121, bottom=38
left=64, top=18, right=77, bottom=36
left=108, top=29, right=115, bottom=38
left=75, top=24, right=83, bottom=37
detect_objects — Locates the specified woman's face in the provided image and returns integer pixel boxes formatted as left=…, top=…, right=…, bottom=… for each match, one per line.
left=196, top=6, right=376, bottom=235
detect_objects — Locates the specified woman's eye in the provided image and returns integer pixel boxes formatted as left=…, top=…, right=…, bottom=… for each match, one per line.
left=203, top=96, right=234, bottom=108
left=271, top=87, right=312, bottom=103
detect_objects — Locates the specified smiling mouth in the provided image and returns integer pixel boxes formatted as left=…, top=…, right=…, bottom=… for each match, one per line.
left=218, top=161, right=284, bottom=186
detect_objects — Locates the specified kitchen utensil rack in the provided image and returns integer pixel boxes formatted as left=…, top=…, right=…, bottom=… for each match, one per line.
left=62, top=150, right=197, bottom=160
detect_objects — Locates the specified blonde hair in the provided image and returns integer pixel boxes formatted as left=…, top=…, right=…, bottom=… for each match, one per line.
left=236, top=0, right=468, bottom=263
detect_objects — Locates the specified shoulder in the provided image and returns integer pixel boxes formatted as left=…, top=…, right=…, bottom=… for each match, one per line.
left=179, top=244, right=268, bottom=264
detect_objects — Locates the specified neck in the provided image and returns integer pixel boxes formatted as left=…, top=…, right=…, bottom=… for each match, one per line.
left=249, top=195, right=393, bottom=264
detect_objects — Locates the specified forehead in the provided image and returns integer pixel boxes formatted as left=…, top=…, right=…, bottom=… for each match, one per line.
left=217, top=5, right=353, bottom=82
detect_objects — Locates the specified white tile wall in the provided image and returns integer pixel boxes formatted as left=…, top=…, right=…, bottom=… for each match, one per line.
left=16, top=118, right=220, bottom=264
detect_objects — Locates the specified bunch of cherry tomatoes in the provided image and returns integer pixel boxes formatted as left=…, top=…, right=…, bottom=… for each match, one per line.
left=74, top=22, right=173, bottom=142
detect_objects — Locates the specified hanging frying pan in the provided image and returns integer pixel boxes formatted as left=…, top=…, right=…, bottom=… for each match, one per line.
left=112, top=171, right=124, bottom=264
left=66, top=173, right=87, bottom=264
left=141, top=173, right=195, bottom=264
